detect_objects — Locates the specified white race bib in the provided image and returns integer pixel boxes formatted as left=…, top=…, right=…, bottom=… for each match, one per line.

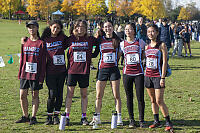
left=74, top=52, right=86, bottom=62
left=53, top=55, right=65, bottom=65
left=25, top=62, right=37, bottom=73
left=146, top=57, right=157, bottom=69
left=127, top=54, right=139, bottom=64
left=103, top=53, right=115, bottom=63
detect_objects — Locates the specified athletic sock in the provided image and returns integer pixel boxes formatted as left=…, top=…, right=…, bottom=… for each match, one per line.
left=154, top=114, right=159, bottom=122
left=165, top=115, right=171, bottom=123
left=82, top=113, right=86, bottom=118
left=66, top=113, right=70, bottom=118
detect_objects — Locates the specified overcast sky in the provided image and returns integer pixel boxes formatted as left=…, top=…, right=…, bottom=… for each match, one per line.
left=105, top=0, right=200, bottom=9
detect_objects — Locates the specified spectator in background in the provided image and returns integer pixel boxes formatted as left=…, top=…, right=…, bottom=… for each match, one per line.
left=182, top=24, right=192, bottom=57
left=172, top=23, right=184, bottom=57
left=116, top=25, right=125, bottom=65
left=136, top=17, right=147, bottom=42
left=159, top=18, right=174, bottom=53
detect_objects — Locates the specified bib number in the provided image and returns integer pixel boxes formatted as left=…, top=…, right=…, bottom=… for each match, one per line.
left=103, top=53, right=115, bottom=63
left=25, top=62, right=37, bottom=73
left=146, top=58, right=157, bottom=69
left=127, top=54, right=139, bottom=64
left=53, top=55, right=65, bottom=65
left=74, top=52, right=86, bottom=62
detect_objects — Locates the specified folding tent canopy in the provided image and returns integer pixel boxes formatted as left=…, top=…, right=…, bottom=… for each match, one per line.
left=52, top=10, right=64, bottom=20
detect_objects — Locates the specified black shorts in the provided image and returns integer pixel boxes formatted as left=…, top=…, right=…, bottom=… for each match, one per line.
left=20, top=79, right=43, bottom=90
left=67, top=74, right=89, bottom=88
left=46, top=72, right=67, bottom=90
left=97, top=66, right=121, bottom=81
left=144, top=76, right=162, bottom=89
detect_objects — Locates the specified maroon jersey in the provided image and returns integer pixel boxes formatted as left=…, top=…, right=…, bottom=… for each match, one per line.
left=67, top=35, right=98, bottom=74
left=145, top=44, right=162, bottom=77
left=120, top=39, right=144, bottom=75
left=98, top=37, right=119, bottom=69
left=44, top=34, right=68, bottom=75
left=18, top=38, right=46, bottom=83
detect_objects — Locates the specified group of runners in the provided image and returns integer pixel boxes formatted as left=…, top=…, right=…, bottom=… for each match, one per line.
left=16, top=18, right=173, bottom=132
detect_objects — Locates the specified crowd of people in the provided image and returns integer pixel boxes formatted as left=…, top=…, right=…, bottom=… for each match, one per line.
left=16, top=17, right=198, bottom=132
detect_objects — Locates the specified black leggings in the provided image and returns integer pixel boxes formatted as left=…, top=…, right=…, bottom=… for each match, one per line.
left=123, top=74, right=145, bottom=121
left=46, top=72, right=66, bottom=113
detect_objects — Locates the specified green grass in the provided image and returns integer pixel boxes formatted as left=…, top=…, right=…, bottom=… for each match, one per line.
left=0, top=19, right=200, bottom=133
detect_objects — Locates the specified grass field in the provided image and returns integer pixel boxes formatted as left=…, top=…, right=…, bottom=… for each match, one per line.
left=0, top=19, right=200, bottom=133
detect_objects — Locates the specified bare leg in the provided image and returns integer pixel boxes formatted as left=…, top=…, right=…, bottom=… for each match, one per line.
left=65, top=86, right=75, bottom=113
left=111, top=80, right=121, bottom=113
left=32, top=90, right=39, bottom=117
left=155, top=88, right=169, bottom=117
left=95, top=80, right=106, bottom=113
left=80, top=88, right=88, bottom=113
left=20, top=89, right=29, bottom=117
left=147, top=88, right=159, bottom=114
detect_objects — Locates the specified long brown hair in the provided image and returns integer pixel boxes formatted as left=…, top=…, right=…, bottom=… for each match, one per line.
left=104, top=20, right=120, bottom=49
left=73, top=20, right=88, bottom=38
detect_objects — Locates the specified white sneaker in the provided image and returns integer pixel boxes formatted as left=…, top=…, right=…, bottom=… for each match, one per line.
left=117, top=114, right=123, bottom=126
left=89, top=115, right=101, bottom=125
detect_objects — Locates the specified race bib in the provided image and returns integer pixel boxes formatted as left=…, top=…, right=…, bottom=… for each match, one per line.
left=25, top=62, right=37, bottom=73
left=103, top=53, right=115, bottom=63
left=53, top=55, right=65, bottom=65
left=146, top=57, right=157, bottom=69
left=127, top=54, right=139, bottom=64
left=74, top=52, right=86, bottom=62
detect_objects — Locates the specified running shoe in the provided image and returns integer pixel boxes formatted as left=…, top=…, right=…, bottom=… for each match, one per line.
left=139, top=121, right=146, bottom=128
left=165, top=122, right=173, bottom=132
left=117, top=115, right=123, bottom=126
left=15, top=116, right=30, bottom=123
left=44, top=115, right=53, bottom=125
left=149, top=121, right=161, bottom=128
left=30, top=117, right=37, bottom=125
left=81, top=117, right=89, bottom=125
left=65, top=118, right=70, bottom=126
left=89, top=115, right=101, bottom=125
left=129, top=119, right=136, bottom=128
left=53, top=115, right=60, bottom=125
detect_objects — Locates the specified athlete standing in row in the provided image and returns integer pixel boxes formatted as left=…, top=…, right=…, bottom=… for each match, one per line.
left=119, top=23, right=146, bottom=128
left=16, top=21, right=46, bottom=125
left=65, top=20, right=99, bottom=126
left=145, top=24, right=173, bottom=132
left=90, top=21, right=123, bottom=126
left=42, top=20, right=68, bottom=125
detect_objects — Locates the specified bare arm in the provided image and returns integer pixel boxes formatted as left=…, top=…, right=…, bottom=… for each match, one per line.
left=160, top=43, right=167, bottom=87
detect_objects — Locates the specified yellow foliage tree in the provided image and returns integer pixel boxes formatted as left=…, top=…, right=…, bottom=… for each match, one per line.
left=73, top=0, right=89, bottom=16
left=130, top=0, right=143, bottom=15
left=140, top=0, right=166, bottom=20
left=107, top=0, right=116, bottom=14
left=115, top=0, right=132, bottom=17
left=87, top=0, right=107, bottom=16
left=177, top=7, right=191, bottom=20
left=0, top=0, right=20, bottom=15
left=26, top=0, right=60, bottom=19
left=61, top=0, right=76, bottom=13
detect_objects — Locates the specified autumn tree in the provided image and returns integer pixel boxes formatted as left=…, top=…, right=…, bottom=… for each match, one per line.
left=177, top=7, right=191, bottom=20
left=73, top=0, right=89, bottom=16
left=115, top=0, right=132, bottom=17
left=129, top=0, right=143, bottom=15
left=26, top=0, right=61, bottom=19
left=107, top=0, right=116, bottom=14
left=87, top=0, right=107, bottom=16
left=0, top=0, right=21, bottom=19
left=140, top=0, right=166, bottom=20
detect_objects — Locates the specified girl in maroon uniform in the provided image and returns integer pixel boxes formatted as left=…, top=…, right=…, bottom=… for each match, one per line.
left=119, top=23, right=146, bottom=128
left=16, top=21, right=46, bottom=125
left=42, top=20, right=68, bottom=125
left=65, top=20, right=99, bottom=126
left=90, top=21, right=123, bottom=126
left=145, top=24, right=173, bottom=132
